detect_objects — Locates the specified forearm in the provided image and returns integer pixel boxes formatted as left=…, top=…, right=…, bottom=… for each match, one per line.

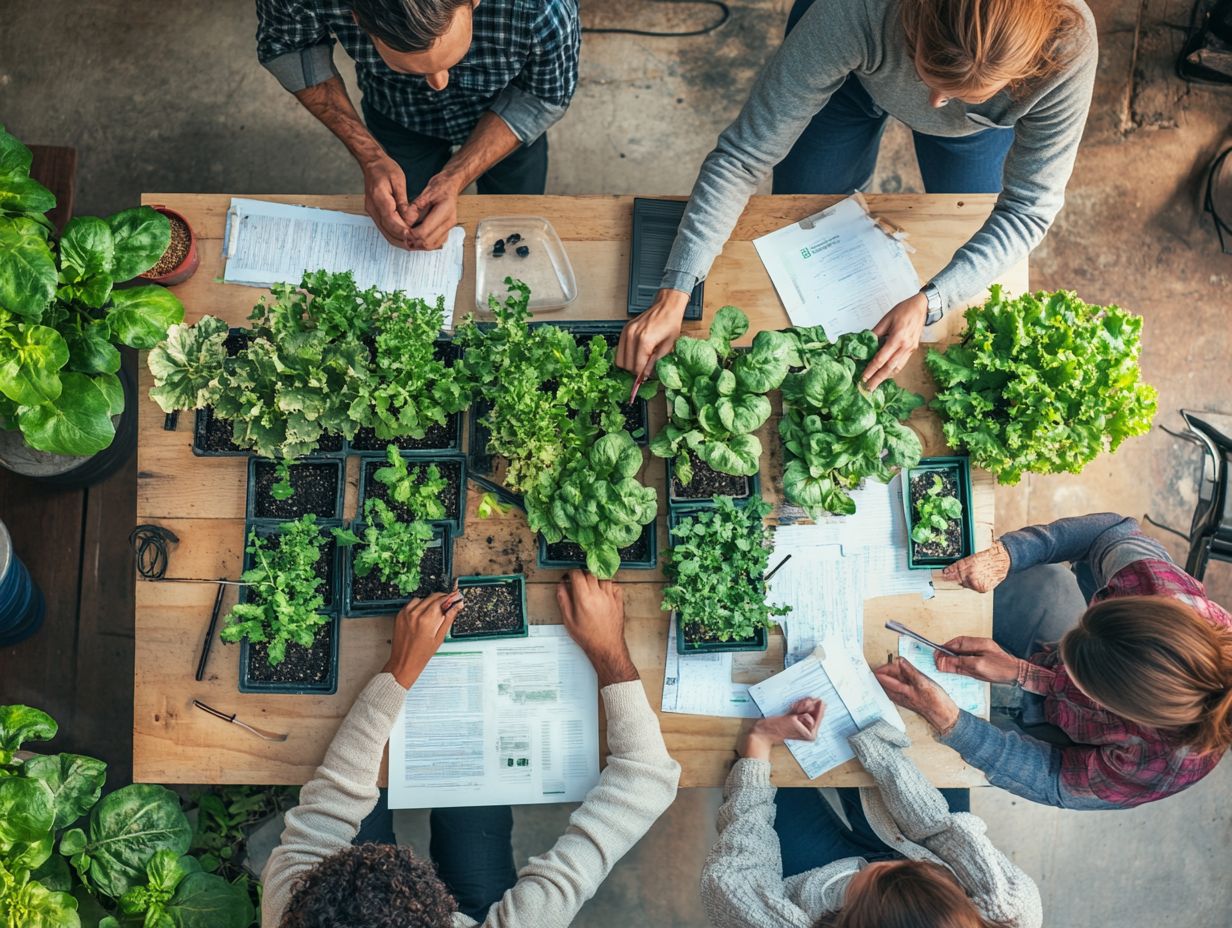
left=1000, top=514, right=1158, bottom=580
left=938, top=711, right=1069, bottom=807
left=294, top=76, right=386, bottom=167
left=436, top=112, right=521, bottom=194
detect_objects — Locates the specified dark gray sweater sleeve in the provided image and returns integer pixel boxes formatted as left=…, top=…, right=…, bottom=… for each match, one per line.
left=1000, top=513, right=1172, bottom=588
left=256, top=0, right=340, bottom=93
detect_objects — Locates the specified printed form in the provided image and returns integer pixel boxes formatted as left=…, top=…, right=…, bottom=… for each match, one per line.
left=898, top=638, right=987, bottom=716
left=388, top=626, right=599, bottom=809
left=661, top=613, right=760, bottom=719
left=753, top=194, right=920, bottom=338
left=766, top=547, right=866, bottom=664
left=222, top=198, right=466, bottom=325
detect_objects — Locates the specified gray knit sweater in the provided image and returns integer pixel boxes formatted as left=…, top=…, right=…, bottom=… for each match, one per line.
left=662, top=0, right=1097, bottom=313
left=261, top=673, right=681, bottom=928
left=700, top=721, right=1043, bottom=928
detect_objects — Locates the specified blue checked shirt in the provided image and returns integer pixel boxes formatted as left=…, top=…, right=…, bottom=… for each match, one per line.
left=257, top=0, right=580, bottom=145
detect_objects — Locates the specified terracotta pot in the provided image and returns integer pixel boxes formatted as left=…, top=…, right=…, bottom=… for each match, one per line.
left=139, top=205, right=199, bottom=286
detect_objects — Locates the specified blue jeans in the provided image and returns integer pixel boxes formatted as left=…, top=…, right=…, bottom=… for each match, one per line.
left=772, top=0, right=1014, bottom=196
left=355, top=791, right=518, bottom=923
left=773, top=787, right=970, bottom=878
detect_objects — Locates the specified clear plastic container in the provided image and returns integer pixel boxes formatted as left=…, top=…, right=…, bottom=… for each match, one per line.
left=474, top=216, right=577, bottom=314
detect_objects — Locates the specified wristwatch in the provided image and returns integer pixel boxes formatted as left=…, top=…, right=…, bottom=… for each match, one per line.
left=921, top=283, right=944, bottom=326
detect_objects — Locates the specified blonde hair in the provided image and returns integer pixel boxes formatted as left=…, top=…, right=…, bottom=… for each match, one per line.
left=815, top=861, right=1010, bottom=928
left=901, top=0, right=1083, bottom=97
left=1060, top=596, right=1232, bottom=755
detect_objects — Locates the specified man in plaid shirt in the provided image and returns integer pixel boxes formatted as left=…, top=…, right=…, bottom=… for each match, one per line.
left=875, top=513, right=1232, bottom=810
left=257, top=0, right=579, bottom=249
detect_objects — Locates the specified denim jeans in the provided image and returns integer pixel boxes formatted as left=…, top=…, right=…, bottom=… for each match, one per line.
left=355, top=791, right=518, bottom=923
left=773, top=786, right=971, bottom=879
left=772, top=0, right=1015, bottom=196
left=363, top=102, right=549, bottom=200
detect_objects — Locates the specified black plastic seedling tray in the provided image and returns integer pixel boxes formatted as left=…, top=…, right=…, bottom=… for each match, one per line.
left=628, top=198, right=704, bottom=321
left=902, top=456, right=975, bottom=570
left=536, top=519, right=658, bottom=572
left=343, top=523, right=453, bottom=617
left=665, top=456, right=761, bottom=512
left=238, top=612, right=340, bottom=695
left=357, top=452, right=468, bottom=537
left=238, top=519, right=343, bottom=614
left=446, top=575, right=529, bottom=642
left=246, top=457, right=346, bottom=523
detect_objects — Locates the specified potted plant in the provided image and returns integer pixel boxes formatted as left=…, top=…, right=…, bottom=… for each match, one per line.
left=666, top=456, right=760, bottom=510
left=778, top=326, right=924, bottom=518
left=246, top=457, right=345, bottom=523
left=649, top=305, right=793, bottom=489
left=664, top=496, right=790, bottom=654
left=357, top=445, right=467, bottom=537
left=221, top=514, right=340, bottom=695
left=0, top=126, right=184, bottom=487
left=0, top=704, right=253, bottom=928
left=446, top=575, right=529, bottom=641
left=347, top=338, right=465, bottom=454
left=0, top=519, right=44, bottom=647
left=925, top=285, right=1158, bottom=484
left=903, top=456, right=975, bottom=569
left=138, top=205, right=199, bottom=286
left=340, top=512, right=452, bottom=617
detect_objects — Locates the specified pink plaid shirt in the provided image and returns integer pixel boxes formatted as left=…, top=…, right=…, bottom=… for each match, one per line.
left=1018, top=560, right=1232, bottom=808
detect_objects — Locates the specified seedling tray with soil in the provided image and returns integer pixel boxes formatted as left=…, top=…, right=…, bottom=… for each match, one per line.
left=348, top=338, right=464, bottom=455
left=239, top=521, right=341, bottom=613
left=674, top=613, right=768, bottom=655
left=902, top=456, right=975, bottom=569
left=667, top=453, right=760, bottom=510
left=537, top=519, right=657, bottom=571
left=344, top=524, right=453, bottom=617
left=358, top=454, right=467, bottom=536
left=446, top=575, right=528, bottom=641
left=247, top=458, right=345, bottom=522
left=239, top=613, right=340, bottom=695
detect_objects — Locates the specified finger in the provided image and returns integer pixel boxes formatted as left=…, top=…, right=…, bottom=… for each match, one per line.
left=861, top=343, right=894, bottom=387
left=872, top=314, right=891, bottom=337
left=616, top=324, right=634, bottom=372
left=412, top=204, right=453, bottom=250
left=555, top=578, right=576, bottom=625
left=371, top=186, right=410, bottom=241
left=944, top=636, right=985, bottom=655
left=863, top=345, right=907, bottom=390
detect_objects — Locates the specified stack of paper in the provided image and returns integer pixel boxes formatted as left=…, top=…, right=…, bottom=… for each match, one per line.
left=661, top=613, right=760, bottom=718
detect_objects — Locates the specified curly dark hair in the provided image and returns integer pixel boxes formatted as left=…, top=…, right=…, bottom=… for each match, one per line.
left=280, top=843, right=457, bottom=928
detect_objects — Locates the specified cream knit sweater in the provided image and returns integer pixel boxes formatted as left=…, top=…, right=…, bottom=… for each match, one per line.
left=700, top=721, right=1042, bottom=928
left=261, top=672, right=681, bottom=927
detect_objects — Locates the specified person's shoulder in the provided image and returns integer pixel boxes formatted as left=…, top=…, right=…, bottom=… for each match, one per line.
left=1057, top=1, right=1099, bottom=67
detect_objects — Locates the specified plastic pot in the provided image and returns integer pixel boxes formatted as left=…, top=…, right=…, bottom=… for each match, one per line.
left=536, top=519, right=657, bottom=571
left=0, top=521, right=45, bottom=647
left=357, top=452, right=467, bottom=538
left=343, top=523, right=453, bottom=617
left=665, top=455, right=760, bottom=511
left=139, top=205, right=199, bottom=286
left=238, top=520, right=343, bottom=613
left=674, top=613, right=768, bottom=655
left=246, top=457, right=346, bottom=523
left=238, top=612, right=340, bottom=696
left=902, top=456, right=975, bottom=570
left=446, top=575, right=529, bottom=641
left=346, top=338, right=464, bottom=455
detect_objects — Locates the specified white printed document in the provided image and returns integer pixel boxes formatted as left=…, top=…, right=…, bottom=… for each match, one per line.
left=661, top=613, right=760, bottom=718
left=388, top=626, right=599, bottom=809
left=766, top=547, right=866, bottom=664
left=749, top=646, right=904, bottom=779
left=753, top=194, right=920, bottom=337
left=898, top=638, right=987, bottom=716
left=223, top=198, right=465, bottom=324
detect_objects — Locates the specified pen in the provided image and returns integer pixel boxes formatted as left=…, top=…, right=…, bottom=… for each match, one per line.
left=194, top=581, right=227, bottom=682
left=884, top=620, right=959, bottom=657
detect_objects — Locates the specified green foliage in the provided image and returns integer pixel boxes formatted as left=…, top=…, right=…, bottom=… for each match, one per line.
left=0, top=125, right=183, bottom=456
left=778, top=327, right=924, bottom=518
left=219, top=515, right=330, bottom=667
left=0, top=704, right=251, bottom=928
left=146, top=271, right=468, bottom=461
left=340, top=498, right=438, bottom=595
left=662, top=497, right=790, bottom=642
left=910, top=475, right=962, bottom=547
left=528, top=431, right=658, bottom=579
left=650, top=306, right=794, bottom=481
left=925, top=286, right=1158, bottom=484
left=269, top=459, right=295, bottom=502
left=372, top=447, right=447, bottom=520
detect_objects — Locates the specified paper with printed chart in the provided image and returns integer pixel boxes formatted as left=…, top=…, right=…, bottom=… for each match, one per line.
left=749, top=646, right=905, bottom=779
left=388, top=626, right=599, bottom=809
left=222, top=197, right=465, bottom=324
left=898, top=638, right=987, bottom=716
left=766, top=544, right=866, bottom=665
left=753, top=193, right=920, bottom=338
left=661, top=613, right=760, bottom=719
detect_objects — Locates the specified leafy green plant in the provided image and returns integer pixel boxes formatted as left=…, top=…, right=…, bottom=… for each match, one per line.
left=0, top=704, right=252, bottom=928
left=0, top=125, right=184, bottom=456
left=650, top=305, right=795, bottom=483
left=925, top=286, right=1158, bottom=484
left=663, top=497, right=790, bottom=643
left=270, top=459, right=295, bottom=502
left=372, top=447, right=447, bottom=519
left=527, top=431, right=657, bottom=578
left=910, top=475, right=962, bottom=547
left=778, top=327, right=924, bottom=518
left=219, top=515, right=330, bottom=667
left=335, top=499, right=437, bottom=595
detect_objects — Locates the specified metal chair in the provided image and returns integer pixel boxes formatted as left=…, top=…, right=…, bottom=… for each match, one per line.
left=1158, top=410, right=1232, bottom=581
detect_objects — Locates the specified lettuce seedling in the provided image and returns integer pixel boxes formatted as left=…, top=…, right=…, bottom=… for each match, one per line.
left=911, top=475, right=962, bottom=547
left=925, top=286, right=1157, bottom=484
left=337, top=498, right=438, bottom=596
left=372, top=446, right=448, bottom=520
left=650, top=305, right=796, bottom=482
left=778, top=327, right=924, bottom=518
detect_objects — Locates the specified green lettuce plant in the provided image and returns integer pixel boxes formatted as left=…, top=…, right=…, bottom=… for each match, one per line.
left=778, top=327, right=924, bottom=518
left=0, top=705, right=252, bottom=928
left=372, top=448, right=447, bottom=518
left=0, top=126, right=184, bottom=456
left=925, top=286, right=1158, bottom=484
left=650, top=305, right=795, bottom=483
left=335, top=499, right=438, bottom=596
left=910, top=475, right=962, bottom=547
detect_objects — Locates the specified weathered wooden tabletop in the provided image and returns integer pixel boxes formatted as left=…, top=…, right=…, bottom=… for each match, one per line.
left=134, top=193, right=1024, bottom=788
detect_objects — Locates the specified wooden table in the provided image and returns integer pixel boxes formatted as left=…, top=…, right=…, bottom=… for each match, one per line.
left=134, top=194, right=1024, bottom=788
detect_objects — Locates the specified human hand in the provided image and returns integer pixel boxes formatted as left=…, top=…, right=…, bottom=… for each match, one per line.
left=382, top=590, right=464, bottom=688
left=935, top=636, right=1024, bottom=684
left=616, top=288, right=690, bottom=382
left=407, top=171, right=463, bottom=250
left=360, top=153, right=416, bottom=249
left=555, top=570, right=638, bottom=686
left=874, top=657, right=960, bottom=734
left=940, top=541, right=1011, bottom=592
left=862, top=291, right=927, bottom=390
left=741, top=697, right=825, bottom=760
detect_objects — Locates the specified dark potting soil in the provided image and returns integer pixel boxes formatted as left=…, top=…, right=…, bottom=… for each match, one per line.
left=246, top=621, right=334, bottom=685
left=224, top=331, right=249, bottom=355
left=253, top=461, right=341, bottom=520
left=196, top=407, right=243, bottom=453
left=348, top=415, right=459, bottom=453
left=671, top=451, right=751, bottom=500
left=682, top=620, right=761, bottom=648
left=351, top=543, right=446, bottom=604
left=362, top=458, right=461, bottom=522
left=248, top=533, right=337, bottom=609
left=544, top=526, right=651, bottom=565
left=147, top=214, right=191, bottom=277
left=909, top=470, right=963, bottom=560
left=451, top=581, right=523, bottom=636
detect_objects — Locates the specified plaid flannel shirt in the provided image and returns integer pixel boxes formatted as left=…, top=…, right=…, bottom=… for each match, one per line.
left=256, top=0, right=580, bottom=145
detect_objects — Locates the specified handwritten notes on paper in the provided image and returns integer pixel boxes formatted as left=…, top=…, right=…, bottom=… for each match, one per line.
left=898, top=638, right=987, bottom=716
left=661, top=615, right=760, bottom=719
left=767, top=546, right=866, bottom=664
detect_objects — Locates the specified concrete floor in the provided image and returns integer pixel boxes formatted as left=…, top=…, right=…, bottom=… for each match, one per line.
left=4, top=1, right=1232, bottom=926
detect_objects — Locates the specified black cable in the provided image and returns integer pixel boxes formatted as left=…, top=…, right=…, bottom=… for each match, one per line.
left=582, top=0, right=730, bottom=37
left=130, top=524, right=179, bottom=580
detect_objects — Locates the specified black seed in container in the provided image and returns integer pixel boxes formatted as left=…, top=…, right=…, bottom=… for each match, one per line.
left=493, top=238, right=505, bottom=249
left=492, top=240, right=505, bottom=257
left=506, top=233, right=522, bottom=245
left=516, top=245, right=530, bottom=257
